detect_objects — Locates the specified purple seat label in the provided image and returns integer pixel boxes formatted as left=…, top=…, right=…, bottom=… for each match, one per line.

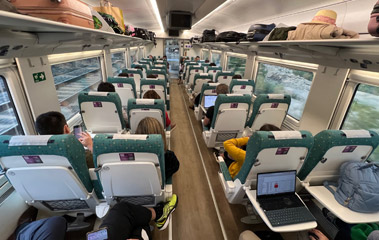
left=271, top=103, right=279, bottom=108
left=93, top=102, right=102, bottom=108
left=230, top=103, right=238, bottom=108
left=119, top=153, right=135, bottom=161
left=23, top=155, right=43, bottom=164
left=276, top=147, right=290, bottom=155
left=117, top=83, right=124, bottom=88
left=343, top=146, right=357, bottom=153
left=240, top=85, right=246, bottom=89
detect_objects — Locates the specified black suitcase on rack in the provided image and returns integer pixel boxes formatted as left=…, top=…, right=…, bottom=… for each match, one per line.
left=216, top=31, right=247, bottom=42
left=202, top=29, right=216, bottom=42
left=134, top=28, right=149, bottom=40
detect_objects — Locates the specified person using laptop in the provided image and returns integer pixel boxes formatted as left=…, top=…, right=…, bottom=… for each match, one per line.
left=203, top=83, right=229, bottom=129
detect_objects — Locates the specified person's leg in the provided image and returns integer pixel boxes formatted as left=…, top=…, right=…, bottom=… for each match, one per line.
left=17, top=216, right=67, bottom=240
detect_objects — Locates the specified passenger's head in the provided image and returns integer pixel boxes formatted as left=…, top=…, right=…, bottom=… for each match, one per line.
left=259, top=124, right=281, bottom=131
left=134, top=66, right=143, bottom=71
left=216, top=84, right=229, bottom=95
left=149, top=55, right=153, bottom=59
left=136, top=117, right=167, bottom=151
left=97, top=82, right=115, bottom=92
left=143, top=90, right=160, bottom=99
left=233, top=74, right=242, bottom=79
left=209, top=63, right=216, bottom=67
left=205, top=59, right=210, bottom=63
left=162, top=55, right=167, bottom=60
left=195, top=56, right=200, bottom=62
left=147, top=74, right=158, bottom=78
left=35, top=111, right=69, bottom=135
left=118, top=72, right=129, bottom=77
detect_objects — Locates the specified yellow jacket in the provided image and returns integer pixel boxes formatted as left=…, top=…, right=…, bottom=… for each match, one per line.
left=223, top=137, right=249, bottom=178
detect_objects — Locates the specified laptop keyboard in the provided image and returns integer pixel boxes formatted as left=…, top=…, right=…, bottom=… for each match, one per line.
left=265, top=207, right=315, bottom=227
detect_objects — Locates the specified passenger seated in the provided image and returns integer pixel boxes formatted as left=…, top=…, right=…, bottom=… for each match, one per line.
left=142, top=90, right=175, bottom=129
left=136, top=117, right=180, bottom=179
left=118, top=72, right=129, bottom=77
left=203, top=84, right=229, bottom=129
left=97, top=82, right=128, bottom=122
left=222, top=124, right=280, bottom=178
left=233, top=74, right=242, bottom=79
left=189, top=80, right=214, bottom=110
left=35, top=111, right=94, bottom=168
left=209, top=63, right=216, bottom=67
left=195, top=56, right=200, bottom=62
left=147, top=73, right=158, bottom=79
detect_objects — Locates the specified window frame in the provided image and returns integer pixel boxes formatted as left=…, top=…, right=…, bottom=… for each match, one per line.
left=110, top=49, right=127, bottom=76
left=210, top=50, right=222, bottom=67
left=129, top=47, right=138, bottom=64
left=202, top=49, right=210, bottom=61
left=49, top=51, right=106, bottom=126
left=225, top=52, right=247, bottom=77
left=253, top=57, right=318, bottom=126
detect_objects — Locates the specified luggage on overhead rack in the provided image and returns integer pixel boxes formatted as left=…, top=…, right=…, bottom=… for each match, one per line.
left=268, top=26, right=297, bottom=41
left=368, top=1, right=379, bottom=37
left=9, top=0, right=94, bottom=29
left=247, top=23, right=276, bottom=41
left=149, top=31, right=157, bottom=45
left=202, top=29, right=217, bottom=42
left=216, top=31, right=247, bottom=43
left=134, top=28, right=150, bottom=40
left=98, top=12, right=123, bottom=34
left=93, top=1, right=125, bottom=32
left=190, top=36, right=202, bottom=44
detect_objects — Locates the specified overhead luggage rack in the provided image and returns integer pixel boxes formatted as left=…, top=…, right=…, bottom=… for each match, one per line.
left=0, top=10, right=153, bottom=58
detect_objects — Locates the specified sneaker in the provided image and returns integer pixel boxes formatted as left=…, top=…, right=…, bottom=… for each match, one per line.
left=156, top=194, right=178, bottom=231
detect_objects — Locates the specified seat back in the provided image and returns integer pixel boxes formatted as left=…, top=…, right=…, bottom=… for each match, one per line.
left=229, top=79, right=255, bottom=95
left=239, top=131, right=314, bottom=188
left=298, top=130, right=379, bottom=186
left=0, top=135, right=97, bottom=212
left=193, top=73, right=213, bottom=94
left=184, top=62, right=197, bottom=80
left=127, top=99, right=165, bottom=133
left=247, top=94, right=291, bottom=132
left=131, top=64, right=148, bottom=78
left=155, top=59, right=167, bottom=66
left=207, top=66, right=222, bottom=82
left=121, top=69, right=143, bottom=93
left=210, top=94, right=251, bottom=131
left=140, top=79, right=167, bottom=103
left=188, top=65, right=204, bottom=85
left=78, top=92, right=126, bottom=133
left=107, top=77, right=137, bottom=107
left=139, top=60, right=152, bottom=68
left=152, top=65, right=167, bottom=74
left=147, top=69, right=168, bottom=83
left=93, top=134, right=165, bottom=205
left=215, top=71, right=235, bottom=85
left=197, top=83, right=219, bottom=107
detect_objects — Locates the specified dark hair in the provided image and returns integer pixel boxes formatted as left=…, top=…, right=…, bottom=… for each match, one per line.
left=233, top=74, right=242, bottom=79
left=134, top=66, right=143, bottom=70
left=143, top=90, right=160, bottom=99
left=195, top=56, right=200, bottom=58
left=35, top=111, right=67, bottom=135
left=205, top=60, right=210, bottom=63
left=209, top=63, right=216, bottom=67
left=147, top=74, right=158, bottom=78
left=118, top=72, right=129, bottom=77
left=259, top=124, right=281, bottom=131
left=216, top=84, right=229, bottom=95
left=97, top=82, right=115, bottom=92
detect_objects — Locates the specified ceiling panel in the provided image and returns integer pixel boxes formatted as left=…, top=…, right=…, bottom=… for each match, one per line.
left=167, top=0, right=206, bottom=12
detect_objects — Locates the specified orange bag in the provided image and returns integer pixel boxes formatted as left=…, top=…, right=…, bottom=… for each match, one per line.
left=93, top=0, right=125, bottom=32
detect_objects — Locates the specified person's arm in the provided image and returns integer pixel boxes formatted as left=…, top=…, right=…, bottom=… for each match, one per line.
left=79, top=132, right=93, bottom=153
left=223, top=137, right=249, bottom=164
left=165, top=112, right=171, bottom=127
left=203, top=116, right=210, bottom=127
left=203, top=106, right=213, bottom=127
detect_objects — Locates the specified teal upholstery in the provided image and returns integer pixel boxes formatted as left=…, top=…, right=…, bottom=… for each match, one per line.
left=297, top=130, right=379, bottom=181
left=0, top=135, right=93, bottom=192
left=127, top=98, right=166, bottom=127
left=152, top=65, right=167, bottom=74
left=220, top=161, right=233, bottom=182
left=121, top=69, right=143, bottom=79
left=140, top=79, right=167, bottom=101
left=188, top=65, right=204, bottom=75
left=192, top=73, right=213, bottom=91
left=78, top=92, right=126, bottom=130
left=184, top=62, right=198, bottom=79
left=207, top=66, right=222, bottom=73
left=139, top=60, right=152, bottom=67
left=202, top=63, right=210, bottom=68
left=229, top=79, right=255, bottom=94
left=146, top=70, right=168, bottom=82
left=132, top=63, right=148, bottom=73
left=196, top=83, right=218, bottom=107
left=93, top=134, right=165, bottom=187
left=155, top=60, right=168, bottom=67
left=107, top=77, right=137, bottom=99
left=246, top=94, right=291, bottom=127
left=236, top=130, right=314, bottom=183
left=211, top=94, right=252, bottom=129
left=215, top=71, right=235, bottom=83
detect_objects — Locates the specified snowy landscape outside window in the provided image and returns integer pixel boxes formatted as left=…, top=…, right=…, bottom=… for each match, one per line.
left=227, top=56, right=246, bottom=77
left=255, top=62, right=314, bottom=120
left=130, top=48, right=138, bottom=64
left=111, top=52, right=126, bottom=76
left=52, top=57, right=103, bottom=120
left=342, top=84, right=379, bottom=162
left=211, top=52, right=221, bottom=66
left=202, top=50, right=209, bottom=61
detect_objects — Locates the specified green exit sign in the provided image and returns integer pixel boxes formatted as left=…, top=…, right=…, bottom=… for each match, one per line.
left=33, top=72, right=46, bottom=83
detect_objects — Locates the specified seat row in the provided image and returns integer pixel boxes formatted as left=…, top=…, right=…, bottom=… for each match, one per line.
left=216, top=129, right=379, bottom=231
left=0, top=133, right=169, bottom=218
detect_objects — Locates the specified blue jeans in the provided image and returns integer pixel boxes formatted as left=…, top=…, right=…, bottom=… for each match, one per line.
left=16, top=216, right=67, bottom=240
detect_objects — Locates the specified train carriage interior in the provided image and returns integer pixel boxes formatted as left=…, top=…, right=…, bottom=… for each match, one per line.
left=0, top=0, right=379, bottom=239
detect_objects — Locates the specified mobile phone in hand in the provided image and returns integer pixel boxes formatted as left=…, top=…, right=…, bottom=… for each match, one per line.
left=86, top=227, right=108, bottom=240
left=73, top=125, right=83, bottom=140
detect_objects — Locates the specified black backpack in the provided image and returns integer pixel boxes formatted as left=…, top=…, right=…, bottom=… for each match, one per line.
left=216, top=31, right=247, bottom=43
left=149, top=31, right=157, bottom=45
left=134, top=28, right=149, bottom=40
left=202, top=29, right=216, bottom=42
left=247, top=23, right=276, bottom=41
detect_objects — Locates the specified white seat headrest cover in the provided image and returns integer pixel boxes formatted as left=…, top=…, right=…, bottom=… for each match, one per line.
left=146, top=78, right=158, bottom=80
left=223, top=71, right=231, bottom=73
left=267, top=94, right=284, bottom=99
left=136, top=99, right=155, bottom=105
left=341, top=130, right=371, bottom=138
left=208, top=83, right=219, bottom=86
left=88, top=92, right=109, bottom=97
left=9, top=135, right=53, bottom=146
left=113, top=134, right=148, bottom=140
left=226, top=94, right=243, bottom=97
left=237, top=79, right=249, bottom=82
left=272, top=131, right=302, bottom=140
left=200, top=73, right=209, bottom=76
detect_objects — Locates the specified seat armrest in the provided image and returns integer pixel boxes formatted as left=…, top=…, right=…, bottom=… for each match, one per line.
left=219, top=161, right=233, bottom=182
left=200, top=105, right=207, bottom=114
left=165, top=183, right=173, bottom=199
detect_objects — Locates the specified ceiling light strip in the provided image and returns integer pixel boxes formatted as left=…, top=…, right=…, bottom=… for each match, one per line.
left=192, top=0, right=234, bottom=28
left=149, top=0, right=164, bottom=32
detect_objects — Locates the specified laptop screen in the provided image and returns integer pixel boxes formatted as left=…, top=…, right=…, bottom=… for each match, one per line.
left=204, top=95, right=217, bottom=108
left=257, top=171, right=296, bottom=197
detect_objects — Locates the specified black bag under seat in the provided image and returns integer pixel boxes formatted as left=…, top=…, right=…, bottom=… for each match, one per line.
left=202, top=29, right=217, bottom=42
left=247, top=23, right=276, bottom=41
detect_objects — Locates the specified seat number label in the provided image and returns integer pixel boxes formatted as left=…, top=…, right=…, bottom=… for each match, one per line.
left=276, top=147, right=290, bottom=155
left=23, top=155, right=43, bottom=164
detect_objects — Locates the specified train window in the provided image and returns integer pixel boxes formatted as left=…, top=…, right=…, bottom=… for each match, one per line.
left=111, top=52, right=126, bottom=76
left=138, top=47, right=144, bottom=60
left=211, top=51, right=221, bottom=66
left=255, top=62, right=315, bottom=120
left=0, top=75, right=23, bottom=135
left=227, top=55, right=247, bottom=76
left=202, top=49, right=209, bottom=61
left=130, top=47, right=138, bottom=64
left=341, top=84, right=379, bottom=161
left=52, top=57, right=103, bottom=120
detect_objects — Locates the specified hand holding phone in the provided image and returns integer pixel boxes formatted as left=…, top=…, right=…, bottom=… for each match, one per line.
left=73, top=125, right=83, bottom=140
